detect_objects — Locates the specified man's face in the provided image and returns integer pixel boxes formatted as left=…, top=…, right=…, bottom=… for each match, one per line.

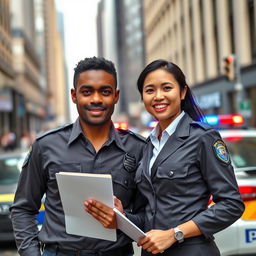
left=71, top=70, right=119, bottom=126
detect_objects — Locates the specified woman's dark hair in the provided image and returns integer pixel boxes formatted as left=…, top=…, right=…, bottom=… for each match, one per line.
left=137, top=59, right=205, bottom=122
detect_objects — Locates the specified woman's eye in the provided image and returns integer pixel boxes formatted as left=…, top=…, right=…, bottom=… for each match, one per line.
left=145, top=88, right=154, bottom=94
left=163, top=86, right=172, bottom=91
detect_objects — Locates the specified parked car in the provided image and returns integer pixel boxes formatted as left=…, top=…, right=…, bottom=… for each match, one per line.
left=0, top=151, right=45, bottom=241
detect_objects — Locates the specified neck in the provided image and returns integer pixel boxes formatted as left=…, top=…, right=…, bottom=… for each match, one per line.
left=80, top=119, right=112, bottom=152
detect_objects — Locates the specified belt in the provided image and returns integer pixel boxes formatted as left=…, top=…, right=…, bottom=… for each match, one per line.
left=44, top=243, right=133, bottom=256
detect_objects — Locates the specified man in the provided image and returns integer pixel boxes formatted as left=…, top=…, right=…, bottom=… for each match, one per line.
left=11, top=57, right=146, bottom=256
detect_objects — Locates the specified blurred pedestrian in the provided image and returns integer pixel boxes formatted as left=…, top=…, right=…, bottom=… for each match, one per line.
left=1, top=131, right=16, bottom=151
left=20, top=131, right=31, bottom=151
left=10, top=57, right=146, bottom=256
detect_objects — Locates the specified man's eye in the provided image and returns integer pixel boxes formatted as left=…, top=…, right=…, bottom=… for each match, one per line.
left=82, top=90, right=91, bottom=95
left=102, top=90, right=111, bottom=96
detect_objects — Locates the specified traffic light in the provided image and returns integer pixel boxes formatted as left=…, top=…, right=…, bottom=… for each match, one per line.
left=223, top=55, right=235, bottom=81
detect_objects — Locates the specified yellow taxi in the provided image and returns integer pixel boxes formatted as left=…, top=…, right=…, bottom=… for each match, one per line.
left=0, top=151, right=45, bottom=241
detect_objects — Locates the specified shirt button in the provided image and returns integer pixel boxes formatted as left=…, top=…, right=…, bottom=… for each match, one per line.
left=124, top=180, right=128, bottom=185
left=169, top=170, right=174, bottom=177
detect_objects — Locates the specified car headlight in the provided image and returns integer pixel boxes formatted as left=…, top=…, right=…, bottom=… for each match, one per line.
left=0, top=203, right=11, bottom=215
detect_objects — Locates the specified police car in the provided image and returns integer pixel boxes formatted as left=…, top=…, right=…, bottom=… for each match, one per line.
left=0, top=151, right=45, bottom=241
left=206, top=115, right=256, bottom=256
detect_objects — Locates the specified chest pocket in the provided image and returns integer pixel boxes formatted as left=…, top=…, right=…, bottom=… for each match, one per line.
left=48, top=163, right=82, bottom=180
left=156, top=164, right=189, bottom=195
left=111, top=168, right=136, bottom=208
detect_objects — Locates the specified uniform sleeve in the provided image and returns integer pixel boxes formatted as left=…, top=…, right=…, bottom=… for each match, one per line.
left=192, top=129, right=245, bottom=238
left=10, top=141, right=46, bottom=256
left=125, top=185, right=146, bottom=229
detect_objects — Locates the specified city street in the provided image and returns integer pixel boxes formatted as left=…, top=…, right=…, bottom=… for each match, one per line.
left=0, top=242, right=18, bottom=256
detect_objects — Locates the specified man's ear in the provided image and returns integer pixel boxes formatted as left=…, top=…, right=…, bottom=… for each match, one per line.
left=71, top=88, right=77, bottom=104
left=114, top=89, right=120, bottom=104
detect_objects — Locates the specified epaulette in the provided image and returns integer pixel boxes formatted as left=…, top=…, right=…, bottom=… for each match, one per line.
left=191, top=121, right=212, bottom=131
left=36, top=123, right=72, bottom=140
left=118, top=129, right=147, bottom=143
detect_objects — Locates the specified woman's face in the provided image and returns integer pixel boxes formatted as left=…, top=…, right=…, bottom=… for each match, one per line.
left=142, top=68, right=187, bottom=130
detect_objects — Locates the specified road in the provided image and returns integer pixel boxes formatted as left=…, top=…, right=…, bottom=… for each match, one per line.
left=0, top=242, right=18, bottom=256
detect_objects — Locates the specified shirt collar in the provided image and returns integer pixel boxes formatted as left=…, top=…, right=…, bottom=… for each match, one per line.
left=150, top=111, right=185, bottom=140
left=68, top=119, right=125, bottom=151
left=68, top=118, right=84, bottom=145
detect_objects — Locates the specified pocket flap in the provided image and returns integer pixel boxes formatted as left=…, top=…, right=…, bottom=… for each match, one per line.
left=156, top=165, right=189, bottom=180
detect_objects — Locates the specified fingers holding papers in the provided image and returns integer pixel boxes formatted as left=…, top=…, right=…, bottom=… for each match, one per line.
left=84, top=199, right=117, bottom=229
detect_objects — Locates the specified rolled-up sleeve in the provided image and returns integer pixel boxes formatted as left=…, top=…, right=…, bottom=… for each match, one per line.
left=192, top=129, right=245, bottom=238
left=10, top=141, right=46, bottom=256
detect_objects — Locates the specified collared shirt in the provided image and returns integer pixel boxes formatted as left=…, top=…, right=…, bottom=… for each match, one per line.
left=11, top=119, right=146, bottom=256
left=149, top=111, right=185, bottom=175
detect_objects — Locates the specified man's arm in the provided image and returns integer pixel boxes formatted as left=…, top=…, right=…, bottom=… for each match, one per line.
left=10, top=142, right=46, bottom=256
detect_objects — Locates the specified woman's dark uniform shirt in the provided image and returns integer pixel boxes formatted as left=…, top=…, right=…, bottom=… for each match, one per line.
left=10, top=119, right=146, bottom=256
left=135, top=113, right=244, bottom=255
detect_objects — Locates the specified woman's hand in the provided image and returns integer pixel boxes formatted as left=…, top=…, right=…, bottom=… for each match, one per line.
left=138, top=229, right=175, bottom=254
left=84, top=196, right=124, bottom=229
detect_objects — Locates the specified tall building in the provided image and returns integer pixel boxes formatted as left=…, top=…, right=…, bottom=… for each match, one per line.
left=143, top=0, right=256, bottom=126
left=11, top=0, right=46, bottom=138
left=44, top=0, right=70, bottom=126
left=0, top=0, right=15, bottom=137
left=97, top=0, right=145, bottom=125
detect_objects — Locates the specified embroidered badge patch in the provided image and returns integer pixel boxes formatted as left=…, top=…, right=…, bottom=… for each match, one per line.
left=213, top=140, right=230, bottom=164
left=123, top=153, right=136, bottom=172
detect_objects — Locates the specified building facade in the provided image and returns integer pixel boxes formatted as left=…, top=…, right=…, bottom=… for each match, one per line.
left=143, top=0, right=256, bottom=126
left=97, top=0, right=145, bottom=125
left=44, top=0, right=70, bottom=127
left=0, top=0, right=16, bottom=137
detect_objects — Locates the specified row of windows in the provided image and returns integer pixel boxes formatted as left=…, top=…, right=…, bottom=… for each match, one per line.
left=0, top=0, right=11, bottom=33
left=145, top=0, right=255, bottom=84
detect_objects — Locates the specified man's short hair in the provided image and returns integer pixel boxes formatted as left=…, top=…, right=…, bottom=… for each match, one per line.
left=73, top=57, right=117, bottom=88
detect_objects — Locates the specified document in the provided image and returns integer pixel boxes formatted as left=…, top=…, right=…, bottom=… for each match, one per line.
left=56, top=172, right=116, bottom=241
left=114, top=208, right=146, bottom=243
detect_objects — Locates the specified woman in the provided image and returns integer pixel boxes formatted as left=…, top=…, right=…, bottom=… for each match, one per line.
left=85, top=59, right=244, bottom=256
left=134, top=59, right=244, bottom=255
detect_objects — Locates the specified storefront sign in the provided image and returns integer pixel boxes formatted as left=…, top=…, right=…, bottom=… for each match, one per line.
left=196, top=92, right=221, bottom=110
left=0, top=88, right=13, bottom=111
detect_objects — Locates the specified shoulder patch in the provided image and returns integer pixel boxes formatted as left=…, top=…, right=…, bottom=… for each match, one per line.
left=36, top=123, right=72, bottom=140
left=22, top=145, right=32, bottom=167
left=191, top=121, right=212, bottom=130
left=213, top=140, right=230, bottom=164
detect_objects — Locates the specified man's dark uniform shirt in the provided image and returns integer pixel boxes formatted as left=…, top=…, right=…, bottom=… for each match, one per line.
left=11, top=119, right=146, bottom=256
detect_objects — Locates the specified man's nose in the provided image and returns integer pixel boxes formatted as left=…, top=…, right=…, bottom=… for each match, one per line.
left=91, top=92, right=102, bottom=103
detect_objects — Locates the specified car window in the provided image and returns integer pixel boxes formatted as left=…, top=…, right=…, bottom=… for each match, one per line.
left=224, top=137, right=256, bottom=168
left=0, top=156, right=23, bottom=185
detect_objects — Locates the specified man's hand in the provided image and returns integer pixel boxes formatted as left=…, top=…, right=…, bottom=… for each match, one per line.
left=138, top=229, right=175, bottom=254
left=84, top=196, right=124, bottom=229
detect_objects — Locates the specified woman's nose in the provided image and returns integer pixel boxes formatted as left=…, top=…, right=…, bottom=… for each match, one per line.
left=154, top=89, right=164, bottom=100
